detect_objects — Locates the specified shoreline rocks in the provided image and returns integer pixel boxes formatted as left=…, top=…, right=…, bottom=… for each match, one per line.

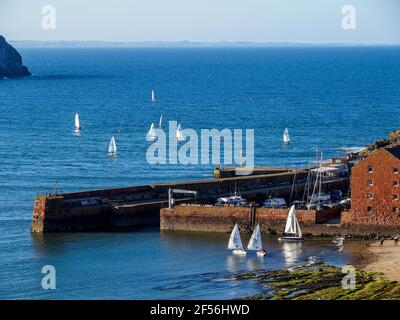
left=0, top=35, right=31, bottom=78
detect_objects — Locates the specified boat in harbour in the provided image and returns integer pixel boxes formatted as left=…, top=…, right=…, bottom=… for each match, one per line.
left=74, top=113, right=81, bottom=131
left=279, top=205, right=303, bottom=241
left=159, top=115, right=163, bottom=128
left=108, top=136, right=117, bottom=155
left=151, top=90, right=156, bottom=102
left=247, top=224, right=266, bottom=257
left=227, top=223, right=247, bottom=255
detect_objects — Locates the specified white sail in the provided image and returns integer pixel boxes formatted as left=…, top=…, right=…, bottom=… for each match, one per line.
left=108, top=136, right=117, bottom=154
left=247, top=224, right=262, bottom=251
left=283, top=127, right=290, bottom=144
left=151, top=90, right=156, bottom=102
left=74, top=113, right=81, bottom=130
left=159, top=115, right=163, bottom=128
left=147, top=123, right=156, bottom=140
left=227, top=223, right=244, bottom=250
left=284, top=205, right=302, bottom=237
left=176, top=123, right=184, bottom=141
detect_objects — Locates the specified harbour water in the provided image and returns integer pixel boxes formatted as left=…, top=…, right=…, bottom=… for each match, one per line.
left=1, top=47, right=400, bottom=299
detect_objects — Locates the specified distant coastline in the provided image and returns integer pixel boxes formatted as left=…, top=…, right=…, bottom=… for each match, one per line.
left=10, top=40, right=400, bottom=49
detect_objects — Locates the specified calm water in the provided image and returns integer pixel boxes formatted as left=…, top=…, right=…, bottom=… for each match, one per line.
left=1, top=47, right=400, bottom=299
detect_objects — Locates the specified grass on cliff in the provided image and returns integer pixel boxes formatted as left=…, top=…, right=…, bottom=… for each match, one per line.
left=236, top=264, right=400, bottom=300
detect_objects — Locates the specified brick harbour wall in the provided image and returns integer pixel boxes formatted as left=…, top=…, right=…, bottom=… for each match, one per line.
left=31, top=171, right=349, bottom=233
left=31, top=195, right=160, bottom=232
left=160, top=205, right=332, bottom=234
left=160, top=205, right=400, bottom=238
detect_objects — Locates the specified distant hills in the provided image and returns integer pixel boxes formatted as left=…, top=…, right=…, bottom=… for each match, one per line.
left=10, top=40, right=399, bottom=49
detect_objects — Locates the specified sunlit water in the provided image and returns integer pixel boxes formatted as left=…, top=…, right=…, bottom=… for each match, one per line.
left=1, top=47, right=399, bottom=299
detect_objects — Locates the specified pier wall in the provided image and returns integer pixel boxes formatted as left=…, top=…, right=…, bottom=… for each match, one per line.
left=160, top=205, right=400, bottom=238
left=31, top=171, right=349, bottom=233
left=160, top=205, right=339, bottom=234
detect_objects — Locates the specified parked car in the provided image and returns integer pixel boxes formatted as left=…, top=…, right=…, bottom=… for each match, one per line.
left=339, top=198, right=351, bottom=211
left=262, top=197, right=287, bottom=209
left=292, top=200, right=307, bottom=210
left=331, top=190, right=343, bottom=202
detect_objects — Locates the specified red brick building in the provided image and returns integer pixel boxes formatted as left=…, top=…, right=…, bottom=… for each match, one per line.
left=350, top=145, right=400, bottom=225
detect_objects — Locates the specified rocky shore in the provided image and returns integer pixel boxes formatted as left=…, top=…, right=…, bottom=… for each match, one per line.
left=236, top=263, right=400, bottom=300
left=0, top=35, right=31, bottom=78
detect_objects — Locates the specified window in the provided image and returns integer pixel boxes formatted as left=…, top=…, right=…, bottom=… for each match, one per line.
left=368, top=179, right=374, bottom=186
left=394, top=168, right=399, bottom=174
left=393, top=207, right=399, bottom=213
left=367, top=206, right=374, bottom=212
left=393, top=194, right=399, bottom=200
left=368, top=167, right=374, bottom=174
left=367, top=193, right=373, bottom=199
left=393, top=180, right=399, bottom=187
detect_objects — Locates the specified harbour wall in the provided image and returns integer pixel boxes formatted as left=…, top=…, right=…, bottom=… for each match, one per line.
left=31, top=170, right=349, bottom=233
left=160, top=205, right=400, bottom=238
left=160, top=205, right=339, bottom=235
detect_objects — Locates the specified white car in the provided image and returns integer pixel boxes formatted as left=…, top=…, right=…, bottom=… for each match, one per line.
left=262, top=197, right=287, bottom=209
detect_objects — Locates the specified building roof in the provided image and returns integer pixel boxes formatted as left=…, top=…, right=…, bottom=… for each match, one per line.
left=385, top=144, right=400, bottom=160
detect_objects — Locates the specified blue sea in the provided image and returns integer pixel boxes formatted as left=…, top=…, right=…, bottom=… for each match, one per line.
left=0, top=47, right=399, bottom=299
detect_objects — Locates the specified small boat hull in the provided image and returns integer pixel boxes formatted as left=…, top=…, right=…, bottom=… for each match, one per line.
left=232, top=249, right=247, bottom=255
left=279, top=236, right=303, bottom=242
left=256, top=250, right=266, bottom=257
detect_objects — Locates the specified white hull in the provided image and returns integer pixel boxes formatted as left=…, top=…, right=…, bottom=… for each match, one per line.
left=279, top=236, right=303, bottom=242
left=256, top=250, right=266, bottom=257
left=232, top=249, right=247, bottom=255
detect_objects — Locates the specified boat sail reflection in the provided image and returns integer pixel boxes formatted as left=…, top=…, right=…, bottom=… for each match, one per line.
left=281, top=241, right=303, bottom=267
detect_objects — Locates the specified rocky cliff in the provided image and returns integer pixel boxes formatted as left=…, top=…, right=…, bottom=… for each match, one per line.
left=0, top=35, right=31, bottom=78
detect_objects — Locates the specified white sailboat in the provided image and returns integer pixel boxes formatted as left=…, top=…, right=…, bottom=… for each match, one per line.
left=176, top=123, right=184, bottom=141
left=227, top=223, right=247, bottom=255
left=74, top=113, right=81, bottom=131
left=159, top=115, right=163, bottom=128
left=279, top=205, right=303, bottom=241
left=151, top=90, right=156, bottom=102
left=147, top=123, right=156, bottom=141
left=283, top=127, right=290, bottom=144
left=108, top=136, right=117, bottom=155
left=247, top=224, right=266, bottom=257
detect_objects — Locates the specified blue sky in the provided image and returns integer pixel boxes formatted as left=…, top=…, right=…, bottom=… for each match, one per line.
left=1, top=0, right=399, bottom=43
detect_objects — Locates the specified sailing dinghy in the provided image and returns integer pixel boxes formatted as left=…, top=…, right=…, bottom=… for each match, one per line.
left=247, top=224, right=266, bottom=257
left=147, top=123, right=156, bottom=141
left=279, top=205, right=303, bottom=241
left=228, top=223, right=247, bottom=255
left=283, top=127, right=290, bottom=144
left=108, top=136, right=117, bottom=155
left=74, top=113, right=81, bottom=131
left=176, top=123, right=184, bottom=141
